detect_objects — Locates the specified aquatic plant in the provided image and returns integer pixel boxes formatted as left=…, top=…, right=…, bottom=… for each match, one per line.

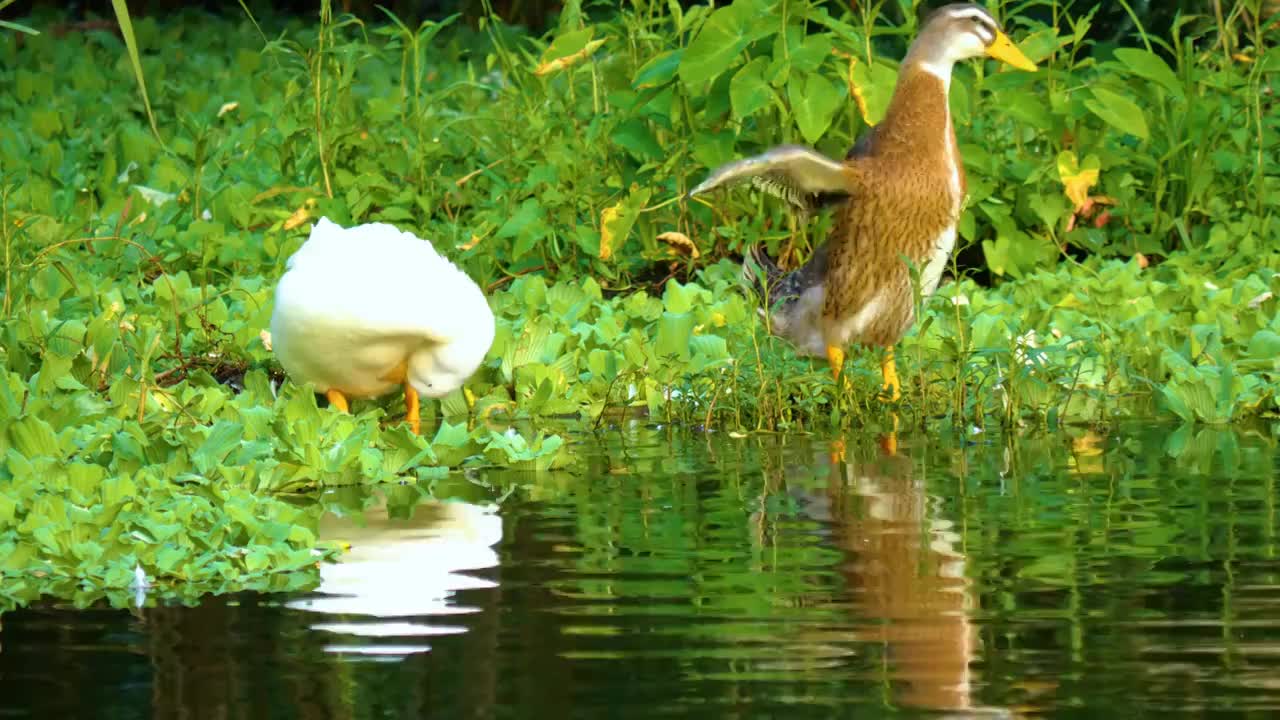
left=0, top=0, right=1276, bottom=605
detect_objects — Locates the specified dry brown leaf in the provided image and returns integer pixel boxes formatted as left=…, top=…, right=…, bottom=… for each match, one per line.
left=656, top=231, right=700, bottom=259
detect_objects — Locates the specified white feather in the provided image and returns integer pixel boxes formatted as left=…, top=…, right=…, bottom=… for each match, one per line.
left=270, top=217, right=495, bottom=399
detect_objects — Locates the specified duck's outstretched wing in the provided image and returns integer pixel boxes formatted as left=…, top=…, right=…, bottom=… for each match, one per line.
left=688, top=145, right=850, bottom=213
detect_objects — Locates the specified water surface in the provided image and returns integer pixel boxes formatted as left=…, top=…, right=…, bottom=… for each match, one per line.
left=2, top=423, right=1278, bottom=718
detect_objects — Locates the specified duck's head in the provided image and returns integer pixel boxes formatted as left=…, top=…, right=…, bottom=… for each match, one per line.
left=909, top=3, right=1038, bottom=76
left=408, top=280, right=496, bottom=400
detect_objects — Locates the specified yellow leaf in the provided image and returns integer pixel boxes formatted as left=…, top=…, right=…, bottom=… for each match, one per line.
left=1062, top=168, right=1098, bottom=211
left=534, top=38, right=607, bottom=77
left=656, top=231, right=700, bottom=259
left=598, top=186, right=652, bottom=261
left=217, top=101, right=239, bottom=118
left=599, top=203, right=622, bottom=260
left=1056, top=150, right=1100, bottom=212
left=834, top=49, right=875, bottom=127
left=283, top=198, right=318, bottom=231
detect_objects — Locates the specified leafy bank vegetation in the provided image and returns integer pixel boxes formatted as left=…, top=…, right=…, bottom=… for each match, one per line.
left=0, top=0, right=1277, bottom=605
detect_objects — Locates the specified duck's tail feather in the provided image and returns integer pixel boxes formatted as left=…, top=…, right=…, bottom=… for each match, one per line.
left=741, top=244, right=785, bottom=297
left=741, top=244, right=829, bottom=306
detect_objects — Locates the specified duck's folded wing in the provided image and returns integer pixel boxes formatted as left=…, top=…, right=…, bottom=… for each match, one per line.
left=688, top=145, right=850, bottom=212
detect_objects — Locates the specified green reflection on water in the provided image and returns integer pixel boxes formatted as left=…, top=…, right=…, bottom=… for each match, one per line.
left=1, top=422, right=1278, bottom=718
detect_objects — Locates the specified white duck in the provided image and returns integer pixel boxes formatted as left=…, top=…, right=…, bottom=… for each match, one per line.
left=270, top=218, right=495, bottom=433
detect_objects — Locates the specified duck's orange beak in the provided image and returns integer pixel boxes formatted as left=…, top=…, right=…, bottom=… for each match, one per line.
left=986, top=30, right=1038, bottom=72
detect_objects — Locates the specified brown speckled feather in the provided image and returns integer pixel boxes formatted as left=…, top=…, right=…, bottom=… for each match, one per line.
left=823, top=68, right=965, bottom=349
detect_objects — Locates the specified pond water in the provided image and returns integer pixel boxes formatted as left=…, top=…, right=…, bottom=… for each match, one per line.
left=2, top=423, right=1279, bottom=718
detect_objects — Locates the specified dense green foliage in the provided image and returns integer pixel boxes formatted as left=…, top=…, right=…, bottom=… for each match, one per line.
left=0, top=0, right=1277, bottom=605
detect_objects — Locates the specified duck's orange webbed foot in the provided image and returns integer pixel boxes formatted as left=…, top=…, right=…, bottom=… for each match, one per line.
left=325, top=389, right=350, bottom=413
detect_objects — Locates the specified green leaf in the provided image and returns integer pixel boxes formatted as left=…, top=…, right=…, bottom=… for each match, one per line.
left=540, top=27, right=595, bottom=64
left=729, top=57, right=771, bottom=121
left=633, top=49, right=683, bottom=88
left=1112, top=48, right=1183, bottom=100
left=1085, top=87, right=1149, bottom=140
left=193, top=421, right=245, bottom=475
left=1247, top=330, right=1280, bottom=360
left=111, top=0, right=164, bottom=147
left=8, top=417, right=60, bottom=460
left=654, top=312, right=696, bottom=362
left=789, top=71, right=843, bottom=144
left=497, top=199, right=550, bottom=261
left=610, top=119, right=663, bottom=161
left=679, top=0, right=772, bottom=88
left=0, top=18, right=40, bottom=35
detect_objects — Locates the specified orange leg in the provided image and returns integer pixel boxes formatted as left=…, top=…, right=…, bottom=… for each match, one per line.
left=879, top=412, right=899, bottom=456
left=404, top=382, right=421, bottom=435
left=325, top=389, right=350, bottom=413
left=829, top=438, right=847, bottom=464
left=881, top=347, right=901, bottom=402
left=828, top=345, right=848, bottom=463
left=826, top=345, right=846, bottom=383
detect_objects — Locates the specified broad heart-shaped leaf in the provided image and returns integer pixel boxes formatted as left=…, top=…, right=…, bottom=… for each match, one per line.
left=730, top=57, right=771, bottom=121
left=679, top=0, right=774, bottom=88
left=633, top=49, right=683, bottom=89
left=1085, top=87, right=1149, bottom=141
left=1112, top=48, right=1183, bottom=101
left=851, top=58, right=897, bottom=126
left=789, top=71, right=844, bottom=144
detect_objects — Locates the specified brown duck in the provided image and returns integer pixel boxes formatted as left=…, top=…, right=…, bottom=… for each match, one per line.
left=689, top=3, right=1037, bottom=399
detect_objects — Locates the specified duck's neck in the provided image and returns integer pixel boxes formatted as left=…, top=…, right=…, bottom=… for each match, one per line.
left=903, top=43, right=957, bottom=93
left=871, top=60, right=967, bottom=209
left=874, top=62, right=955, bottom=154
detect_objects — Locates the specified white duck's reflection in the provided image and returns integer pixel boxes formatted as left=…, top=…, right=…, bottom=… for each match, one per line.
left=287, top=496, right=502, bottom=657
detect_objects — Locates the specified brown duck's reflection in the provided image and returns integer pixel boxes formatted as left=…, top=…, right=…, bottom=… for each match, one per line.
left=819, top=440, right=986, bottom=714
